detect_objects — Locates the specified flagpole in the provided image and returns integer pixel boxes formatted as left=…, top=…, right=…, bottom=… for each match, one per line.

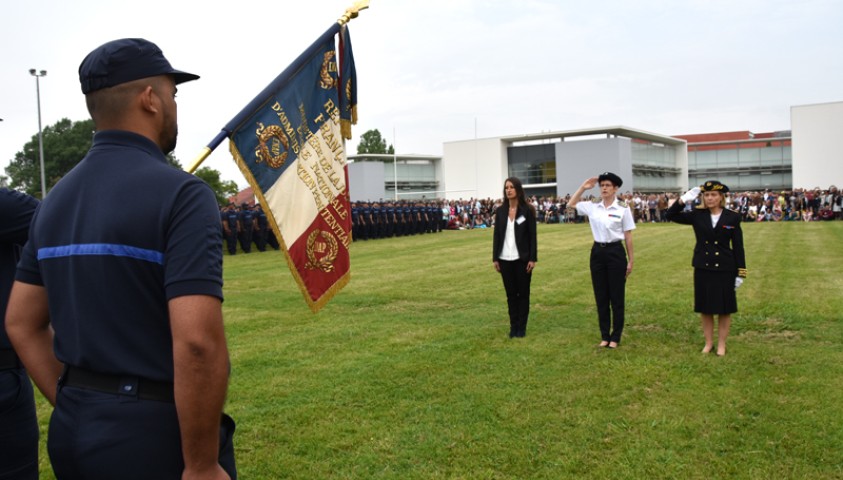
left=186, top=0, right=369, bottom=174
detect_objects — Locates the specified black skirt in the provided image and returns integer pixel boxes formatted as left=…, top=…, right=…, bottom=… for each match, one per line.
left=694, top=269, right=737, bottom=314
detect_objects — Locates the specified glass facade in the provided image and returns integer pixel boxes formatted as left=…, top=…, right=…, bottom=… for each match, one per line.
left=688, top=143, right=791, bottom=191
left=507, top=144, right=557, bottom=185
left=381, top=159, right=438, bottom=199
left=631, top=141, right=682, bottom=192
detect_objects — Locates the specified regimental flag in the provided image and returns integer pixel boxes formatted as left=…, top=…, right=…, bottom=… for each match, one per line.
left=228, top=30, right=355, bottom=312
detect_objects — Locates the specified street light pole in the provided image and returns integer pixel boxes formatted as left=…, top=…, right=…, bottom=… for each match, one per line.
left=30, top=68, right=47, bottom=198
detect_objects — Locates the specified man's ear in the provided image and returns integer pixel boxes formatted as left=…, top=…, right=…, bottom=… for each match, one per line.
left=140, top=85, right=159, bottom=114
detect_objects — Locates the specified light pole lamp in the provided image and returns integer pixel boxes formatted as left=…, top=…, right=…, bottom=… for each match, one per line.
left=30, top=68, right=47, bottom=198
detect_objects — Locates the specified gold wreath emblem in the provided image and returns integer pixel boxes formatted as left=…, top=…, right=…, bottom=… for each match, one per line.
left=255, top=123, right=289, bottom=169
left=320, top=51, right=337, bottom=89
left=305, top=229, right=338, bottom=273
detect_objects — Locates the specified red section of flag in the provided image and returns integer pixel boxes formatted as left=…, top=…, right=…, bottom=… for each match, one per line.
left=286, top=184, right=351, bottom=305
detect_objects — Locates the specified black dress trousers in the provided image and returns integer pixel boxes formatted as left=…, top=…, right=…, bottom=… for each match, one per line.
left=499, top=258, right=532, bottom=336
left=589, top=242, right=627, bottom=343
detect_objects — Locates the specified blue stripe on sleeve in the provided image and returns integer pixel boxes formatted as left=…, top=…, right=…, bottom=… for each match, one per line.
left=37, top=243, right=165, bottom=265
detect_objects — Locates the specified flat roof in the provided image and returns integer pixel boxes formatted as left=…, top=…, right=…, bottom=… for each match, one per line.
left=498, top=126, right=686, bottom=146
left=348, top=153, right=441, bottom=161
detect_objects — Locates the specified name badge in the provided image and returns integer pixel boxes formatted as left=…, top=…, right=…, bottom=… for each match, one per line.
left=516, top=215, right=526, bottom=224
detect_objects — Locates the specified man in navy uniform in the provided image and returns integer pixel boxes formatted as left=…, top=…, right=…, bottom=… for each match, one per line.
left=221, top=204, right=240, bottom=255
left=253, top=203, right=269, bottom=252
left=5, top=38, right=236, bottom=479
left=351, top=202, right=361, bottom=241
left=1, top=188, right=39, bottom=480
left=361, top=201, right=373, bottom=240
left=238, top=202, right=256, bottom=253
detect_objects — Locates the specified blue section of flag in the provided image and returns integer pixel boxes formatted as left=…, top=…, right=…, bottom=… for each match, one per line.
left=37, top=243, right=164, bottom=265
left=339, top=26, right=357, bottom=139
left=229, top=39, right=338, bottom=194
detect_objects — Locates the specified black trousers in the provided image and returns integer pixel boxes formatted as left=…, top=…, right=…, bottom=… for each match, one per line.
left=48, top=385, right=236, bottom=480
left=238, top=228, right=253, bottom=253
left=590, top=242, right=627, bottom=343
left=499, top=259, right=532, bottom=335
left=0, top=368, right=38, bottom=480
left=224, top=231, right=238, bottom=255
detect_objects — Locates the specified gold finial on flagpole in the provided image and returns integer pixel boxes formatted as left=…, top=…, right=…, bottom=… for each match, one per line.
left=338, top=0, right=369, bottom=25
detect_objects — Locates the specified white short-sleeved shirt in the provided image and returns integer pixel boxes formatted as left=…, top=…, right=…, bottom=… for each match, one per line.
left=576, top=199, right=636, bottom=243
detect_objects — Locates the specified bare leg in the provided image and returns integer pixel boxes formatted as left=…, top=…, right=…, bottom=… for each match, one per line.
left=700, top=314, right=714, bottom=353
left=717, top=314, right=732, bottom=356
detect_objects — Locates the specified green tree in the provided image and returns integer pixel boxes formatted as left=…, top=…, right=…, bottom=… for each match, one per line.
left=5, top=118, right=95, bottom=198
left=194, top=166, right=240, bottom=206
left=356, top=129, right=394, bottom=155
left=4, top=118, right=237, bottom=203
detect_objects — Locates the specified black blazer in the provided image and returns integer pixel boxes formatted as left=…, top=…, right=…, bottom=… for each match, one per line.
left=492, top=204, right=537, bottom=263
left=665, top=201, right=747, bottom=277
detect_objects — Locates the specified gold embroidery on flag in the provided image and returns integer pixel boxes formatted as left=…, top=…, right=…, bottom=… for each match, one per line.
left=255, top=122, right=289, bottom=169
left=319, top=51, right=337, bottom=89
left=305, top=229, right=338, bottom=272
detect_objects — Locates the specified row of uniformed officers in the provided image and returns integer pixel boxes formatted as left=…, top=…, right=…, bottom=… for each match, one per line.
left=219, top=203, right=279, bottom=255
left=493, top=173, right=747, bottom=356
left=351, top=200, right=445, bottom=240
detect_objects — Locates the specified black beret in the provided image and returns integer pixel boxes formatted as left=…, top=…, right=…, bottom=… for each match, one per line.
left=598, top=172, right=623, bottom=188
left=701, top=180, right=729, bottom=193
left=79, top=38, right=199, bottom=94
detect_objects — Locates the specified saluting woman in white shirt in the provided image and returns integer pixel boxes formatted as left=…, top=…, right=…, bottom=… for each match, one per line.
left=568, top=173, right=635, bottom=348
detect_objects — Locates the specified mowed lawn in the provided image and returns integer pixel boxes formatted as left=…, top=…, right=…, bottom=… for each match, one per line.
left=35, top=221, right=843, bottom=479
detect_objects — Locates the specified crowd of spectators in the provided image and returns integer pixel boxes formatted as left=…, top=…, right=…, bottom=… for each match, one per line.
left=347, top=185, right=841, bottom=240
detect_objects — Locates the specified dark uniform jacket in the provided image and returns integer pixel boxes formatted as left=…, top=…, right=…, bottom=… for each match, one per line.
left=666, top=201, right=747, bottom=277
left=492, top=204, right=538, bottom=263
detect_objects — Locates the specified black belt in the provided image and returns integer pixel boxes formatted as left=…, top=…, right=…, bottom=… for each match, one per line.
left=594, top=241, right=622, bottom=247
left=0, top=349, right=21, bottom=370
left=62, top=366, right=174, bottom=403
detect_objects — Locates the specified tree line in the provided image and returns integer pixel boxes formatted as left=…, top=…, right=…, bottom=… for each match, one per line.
left=3, top=118, right=238, bottom=205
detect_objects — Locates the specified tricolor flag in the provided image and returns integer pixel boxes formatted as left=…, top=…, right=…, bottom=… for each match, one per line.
left=227, top=27, right=356, bottom=312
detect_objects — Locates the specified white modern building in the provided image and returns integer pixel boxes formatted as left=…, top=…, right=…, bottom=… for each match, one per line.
left=442, top=126, right=688, bottom=200
left=345, top=103, right=842, bottom=202
left=791, top=101, right=843, bottom=189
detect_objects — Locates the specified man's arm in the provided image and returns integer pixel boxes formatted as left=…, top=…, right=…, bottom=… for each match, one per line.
left=6, top=281, right=62, bottom=405
left=170, top=294, right=230, bottom=480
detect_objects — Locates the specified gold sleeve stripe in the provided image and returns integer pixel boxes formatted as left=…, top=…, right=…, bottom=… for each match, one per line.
left=738, top=268, right=748, bottom=278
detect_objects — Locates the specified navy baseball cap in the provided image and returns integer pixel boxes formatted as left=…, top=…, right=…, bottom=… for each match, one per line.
left=79, top=38, right=199, bottom=94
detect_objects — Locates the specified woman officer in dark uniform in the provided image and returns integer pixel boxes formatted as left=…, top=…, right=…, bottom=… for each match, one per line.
left=666, top=180, right=747, bottom=356
left=493, top=177, right=537, bottom=338
left=568, top=173, right=635, bottom=349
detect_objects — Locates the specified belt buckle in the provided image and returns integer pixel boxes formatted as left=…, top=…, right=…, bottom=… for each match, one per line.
left=119, top=377, right=139, bottom=397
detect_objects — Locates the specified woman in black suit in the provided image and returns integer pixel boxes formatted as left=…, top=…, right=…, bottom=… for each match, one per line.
left=666, top=180, right=747, bottom=356
left=493, top=177, right=537, bottom=338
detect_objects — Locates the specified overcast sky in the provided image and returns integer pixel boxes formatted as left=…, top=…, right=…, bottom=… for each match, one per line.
left=2, top=0, right=841, bottom=189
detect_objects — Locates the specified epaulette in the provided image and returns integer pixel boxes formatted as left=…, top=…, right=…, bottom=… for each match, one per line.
left=618, top=200, right=628, bottom=208
left=738, top=268, right=747, bottom=278
left=592, top=198, right=601, bottom=204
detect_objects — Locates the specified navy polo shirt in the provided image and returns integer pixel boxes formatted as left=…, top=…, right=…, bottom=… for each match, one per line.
left=15, top=131, right=223, bottom=382
left=1, top=189, right=39, bottom=350
left=224, top=210, right=239, bottom=230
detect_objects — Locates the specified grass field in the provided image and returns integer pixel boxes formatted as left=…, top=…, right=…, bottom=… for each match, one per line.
left=35, top=221, right=843, bottom=479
